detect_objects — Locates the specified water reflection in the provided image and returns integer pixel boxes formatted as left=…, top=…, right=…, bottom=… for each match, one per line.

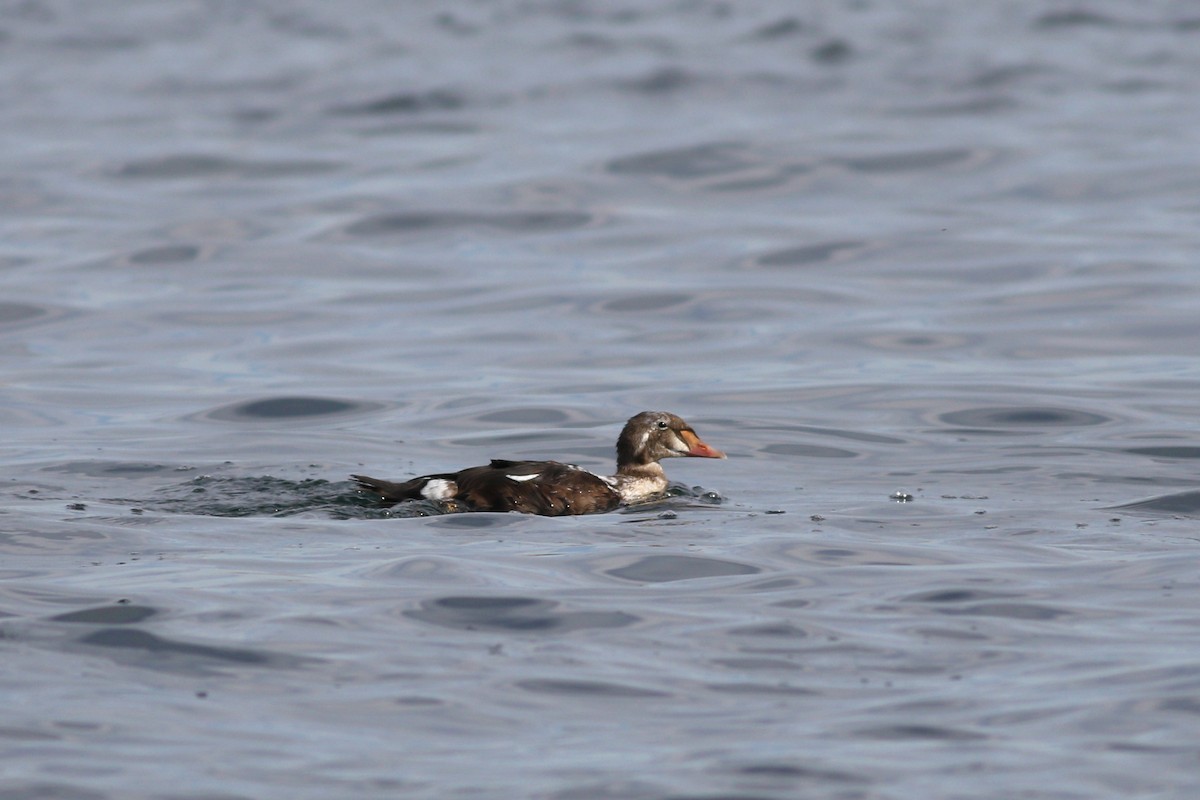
left=114, top=154, right=340, bottom=179
left=604, top=554, right=759, bottom=583
left=125, top=244, right=204, bottom=265
left=514, top=678, right=669, bottom=698
left=938, top=407, right=1111, bottom=429
left=201, top=396, right=386, bottom=422
left=77, top=628, right=302, bottom=673
left=406, top=596, right=638, bottom=633
left=606, top=142, right=756, bottom=179
left=341, top=210, right=593, bottom=237
left=52, top=604, right=158, bottom=625
left=0, top=302, right=49, bottom=325
left=753, top=240, right=867, bottom=268
left=1113, top=490, right=1200, bottom=517
left=331, top=89, right=467, bottom=115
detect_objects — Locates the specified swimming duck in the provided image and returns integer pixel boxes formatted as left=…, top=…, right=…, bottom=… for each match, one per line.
left=352, top=411, right=724, bottom=516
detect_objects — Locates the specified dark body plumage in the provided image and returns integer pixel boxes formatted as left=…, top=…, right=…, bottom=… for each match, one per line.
left=353, top=459, right=622, bottom=515
left=352, top=411, right=724, bottom=516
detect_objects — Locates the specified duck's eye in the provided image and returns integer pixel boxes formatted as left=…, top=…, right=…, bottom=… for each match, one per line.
left=656, top=420, right=669, bottom=430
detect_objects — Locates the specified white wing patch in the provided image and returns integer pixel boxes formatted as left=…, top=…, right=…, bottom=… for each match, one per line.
left=421, top=478, right=457, bottom=500
left=507, top=473, right=540, bottom=482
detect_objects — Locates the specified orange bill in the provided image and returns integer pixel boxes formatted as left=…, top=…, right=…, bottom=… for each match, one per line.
left=680, top=429, right=725, bottom=459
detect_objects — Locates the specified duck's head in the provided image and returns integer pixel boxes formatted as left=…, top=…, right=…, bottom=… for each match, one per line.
left=616, top=411, right=725, bottom=468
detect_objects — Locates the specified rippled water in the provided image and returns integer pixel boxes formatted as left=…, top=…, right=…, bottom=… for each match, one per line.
left=4, top=2, right=1200, bottom=798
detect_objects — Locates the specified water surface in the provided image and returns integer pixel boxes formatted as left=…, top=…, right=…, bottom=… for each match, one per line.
left=3, top=2, right=1200, bottom=798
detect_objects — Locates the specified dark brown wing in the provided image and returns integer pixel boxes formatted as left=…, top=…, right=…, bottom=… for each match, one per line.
left=455, top=460, right=620, bottom=516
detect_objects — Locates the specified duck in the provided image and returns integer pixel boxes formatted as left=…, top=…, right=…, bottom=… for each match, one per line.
left=351, top=411, right=724, bottom=516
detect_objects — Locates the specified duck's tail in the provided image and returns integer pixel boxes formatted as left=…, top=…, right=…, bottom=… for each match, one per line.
left=351, top=473, right=429, bottom=503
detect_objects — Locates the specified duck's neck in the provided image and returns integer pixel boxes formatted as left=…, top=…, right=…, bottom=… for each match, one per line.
left=610, top=461, right=668, bottom=503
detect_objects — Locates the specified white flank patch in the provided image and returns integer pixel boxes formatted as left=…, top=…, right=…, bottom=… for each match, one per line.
left=421, top=478, right=456, bottom=500
left=507, top=473, right=540, bottom=482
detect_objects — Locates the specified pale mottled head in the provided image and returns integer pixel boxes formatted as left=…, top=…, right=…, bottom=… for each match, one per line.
left=616, top=411, right=725, bottom=468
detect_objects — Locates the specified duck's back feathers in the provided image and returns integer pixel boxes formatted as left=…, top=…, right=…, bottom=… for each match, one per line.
left=457, top=460, right=620, bottom=515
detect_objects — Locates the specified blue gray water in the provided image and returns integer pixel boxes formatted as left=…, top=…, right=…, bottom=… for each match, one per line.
left=4, top=2, right=1200, bottom=798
